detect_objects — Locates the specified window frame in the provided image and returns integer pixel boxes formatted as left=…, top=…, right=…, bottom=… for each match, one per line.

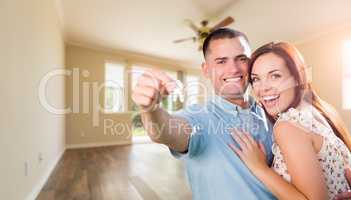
left=104, top=61, right=128, bottom=113
left=184, top=73, right=202, bottom=106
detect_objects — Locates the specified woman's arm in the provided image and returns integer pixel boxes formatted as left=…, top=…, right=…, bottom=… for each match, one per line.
left=230, top=123, right=328, bottom=200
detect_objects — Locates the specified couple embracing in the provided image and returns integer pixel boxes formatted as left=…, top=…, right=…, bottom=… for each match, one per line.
left=132, top=28, right=351, bottom=200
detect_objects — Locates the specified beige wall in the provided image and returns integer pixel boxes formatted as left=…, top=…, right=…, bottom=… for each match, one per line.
left=65, top=44, right=201, bottom=147
left=296, top=26, right=351, bottom=131
left=0, top=0, right=65, bottom=199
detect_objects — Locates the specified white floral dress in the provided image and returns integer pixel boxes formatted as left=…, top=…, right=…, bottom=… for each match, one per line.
left=272, top=106, right=351, bottom=199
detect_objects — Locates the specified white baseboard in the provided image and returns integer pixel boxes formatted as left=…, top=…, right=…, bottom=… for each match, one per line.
left=65, top=140, right=132, bottom=149
left=26, top=148, right=66, bottom=200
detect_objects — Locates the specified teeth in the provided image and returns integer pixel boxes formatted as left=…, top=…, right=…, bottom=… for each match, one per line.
left=262, top=95, right=279, bottom=101
left=224, top=77, right=242, bottom=82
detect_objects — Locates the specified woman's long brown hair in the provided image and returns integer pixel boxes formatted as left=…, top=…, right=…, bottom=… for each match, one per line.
left=248, top=42, right=351, bottom=149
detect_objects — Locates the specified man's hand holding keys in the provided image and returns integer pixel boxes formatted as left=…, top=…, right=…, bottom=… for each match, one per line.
left=131, top=69, right=177, bottom=112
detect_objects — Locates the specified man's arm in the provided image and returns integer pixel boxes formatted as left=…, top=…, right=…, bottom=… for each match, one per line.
left=141, top=108, right=191, bottom=152
left=131, top=69, right=191, bottom=152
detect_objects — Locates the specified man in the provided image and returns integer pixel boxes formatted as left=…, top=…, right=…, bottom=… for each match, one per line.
left=132, top=28, right=275, bottom=200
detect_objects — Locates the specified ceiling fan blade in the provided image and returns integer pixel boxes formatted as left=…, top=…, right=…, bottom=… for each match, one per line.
left=173, top=37, right=196, bottom=43
left=184, top=19, right=199, bottom=33
left=189, top=22, right=199, bottom=33
left=210, top=16, right=234, bottom=32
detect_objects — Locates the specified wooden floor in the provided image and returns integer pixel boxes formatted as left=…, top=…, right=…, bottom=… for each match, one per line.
left=37, top=143, right=192, bottom=200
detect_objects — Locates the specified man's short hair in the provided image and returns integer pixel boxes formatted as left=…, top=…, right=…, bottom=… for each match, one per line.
left=202, top=28, right=250, bottom=57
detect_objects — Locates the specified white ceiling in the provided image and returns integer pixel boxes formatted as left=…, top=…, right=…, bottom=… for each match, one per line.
left=60, top=0, right=351, bottom=68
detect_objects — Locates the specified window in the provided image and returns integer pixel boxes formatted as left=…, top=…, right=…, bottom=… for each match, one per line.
left=104, top=62, right=125, bottom=113
left=342, top=40, right=351, bottom=109
left=130, top=66, right=144, bottom=136
left=161, top=70, right=178, bottom=112
left=185, top=74, right=201, bottom=105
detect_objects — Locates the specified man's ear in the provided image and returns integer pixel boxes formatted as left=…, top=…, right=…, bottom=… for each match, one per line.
left=201, top=62, right=210, bottom=78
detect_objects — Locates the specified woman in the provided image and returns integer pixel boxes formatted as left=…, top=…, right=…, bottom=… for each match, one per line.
left=229, top=42, right=351, bottom=200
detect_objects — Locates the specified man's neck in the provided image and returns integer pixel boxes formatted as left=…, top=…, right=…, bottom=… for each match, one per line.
left=223, top=96, right=249, bottom=109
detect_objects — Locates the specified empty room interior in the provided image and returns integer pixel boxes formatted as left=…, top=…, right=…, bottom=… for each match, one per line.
left=2, top=0, right=351, bottom=200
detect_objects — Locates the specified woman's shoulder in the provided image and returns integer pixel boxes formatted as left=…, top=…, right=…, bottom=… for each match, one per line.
left=277, top=105, right=332, bottom=133
left=272, top=119, right=314, bottom=153
left=277, top=106, right=313, bottom=122
left=274, top=106, right=316, bottom=141
left=273, top=119, right=308, bottom=138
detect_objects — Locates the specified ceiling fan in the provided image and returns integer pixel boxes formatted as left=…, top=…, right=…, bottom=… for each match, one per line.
left=173, top=16, right=235, bottom=51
